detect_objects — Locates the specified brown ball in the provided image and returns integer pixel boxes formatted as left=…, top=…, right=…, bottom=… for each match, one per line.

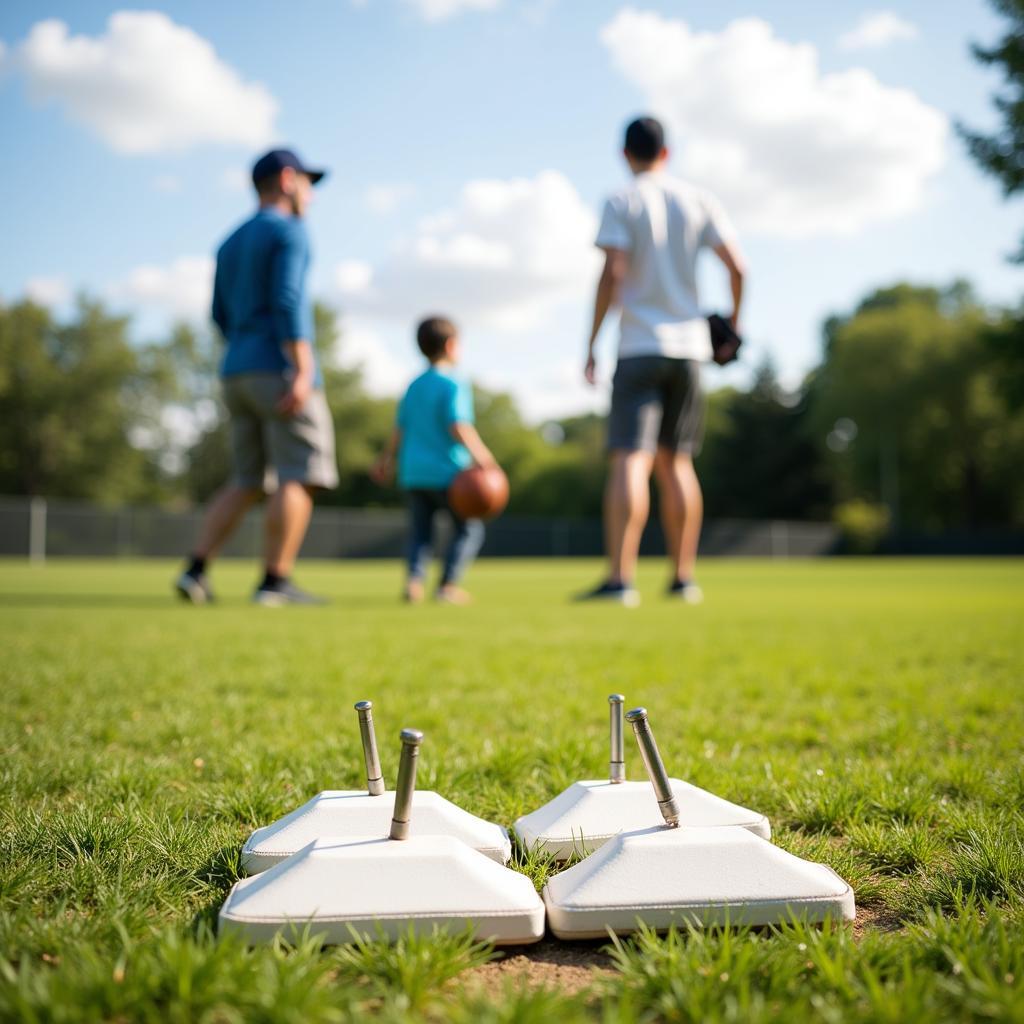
left=448, top=465, right=510, bottom=521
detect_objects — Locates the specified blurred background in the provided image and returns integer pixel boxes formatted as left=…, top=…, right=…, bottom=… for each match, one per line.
left=1, top=0, right=1021, bottom=557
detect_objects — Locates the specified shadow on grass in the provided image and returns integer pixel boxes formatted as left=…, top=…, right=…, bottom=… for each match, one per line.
left=189, top=844, right=243, bottom=937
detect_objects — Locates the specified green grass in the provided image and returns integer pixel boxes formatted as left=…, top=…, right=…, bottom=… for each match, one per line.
left=0, top=557, right=1022, bottom=1022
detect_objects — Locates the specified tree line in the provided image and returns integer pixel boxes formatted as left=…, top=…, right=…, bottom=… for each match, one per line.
left=1, top=280, right=1022, bottom=545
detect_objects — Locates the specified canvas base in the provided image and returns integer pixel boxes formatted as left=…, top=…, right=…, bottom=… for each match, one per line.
left=241, top=790, right=511, bottom=873
left=222, top=835, right=545, bottom=946
left=515, top=779, right=771, bottom=860
left=544, top=825, right=854, bottom=939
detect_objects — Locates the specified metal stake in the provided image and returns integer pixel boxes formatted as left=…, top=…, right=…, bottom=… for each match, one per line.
left=354, top=701, right=385, bottom=796
left=626, top=707, right=679, bottom=827
left=608, top=694, right=626, bottom=783
left=389, top=728, right=423, bottom=840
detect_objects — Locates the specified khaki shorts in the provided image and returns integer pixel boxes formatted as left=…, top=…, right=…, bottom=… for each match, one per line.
left=608, top=356, right=705, bottom=455
left=222, top=374, right=338, bottom=491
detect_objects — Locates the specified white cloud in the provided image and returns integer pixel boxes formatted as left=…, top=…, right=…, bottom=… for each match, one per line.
left=9, top=11, right=277, bottom=153
left=336, top=260, right=374, bottom=294
left=406, top=0, right=501, bottom=21
left=601, top=9, right=947, bottom=237
left=365, top=182, right=416, bottom=214
left=839, top=11, right=919, bottom=51
left=333, top=322, right=412, bottom=396
left=109, top=255, right=214, bottom=321
left=152, top=174, right=181, bottom=193
left=335, top=170, right=600, bottom=330
left=24, top=275, right=71, bottom=307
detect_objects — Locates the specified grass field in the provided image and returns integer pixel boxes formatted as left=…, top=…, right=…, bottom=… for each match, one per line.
left=1, top=557, right=1023, bottom=1022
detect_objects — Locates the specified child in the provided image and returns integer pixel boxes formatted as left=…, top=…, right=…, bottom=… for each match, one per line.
left=372, top=316, right=499, bottom=604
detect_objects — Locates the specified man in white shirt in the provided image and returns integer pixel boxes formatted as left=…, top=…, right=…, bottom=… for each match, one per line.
left=580, top=117, right=746, bottom=606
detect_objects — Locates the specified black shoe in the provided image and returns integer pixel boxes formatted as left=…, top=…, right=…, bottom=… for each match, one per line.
left=573, top=580, right=640, bottom=607
left=667, top=580, right=704, bottom=604
left=175, top=569, right=214, bottom=605
left=252, top=579, right=327, bottom=606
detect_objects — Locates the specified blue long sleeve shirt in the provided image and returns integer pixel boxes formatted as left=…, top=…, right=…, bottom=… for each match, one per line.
left=212, top=208, right=321, bottom=384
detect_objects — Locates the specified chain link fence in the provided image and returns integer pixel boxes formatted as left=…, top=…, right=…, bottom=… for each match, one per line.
left=0, top=495, right=840, bottom=561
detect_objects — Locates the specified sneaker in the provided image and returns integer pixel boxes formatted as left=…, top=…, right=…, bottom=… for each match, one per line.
left=175, top=570, right=214, bottom=605
left=252, top=580, right=327, bottom=607
left=435, top=584, right=472, bottom=605
left=667, top=580, right=704, bottom=604
left=403, top=579, right=425, bottom=604
left=574, top=581, right=640, bottom=607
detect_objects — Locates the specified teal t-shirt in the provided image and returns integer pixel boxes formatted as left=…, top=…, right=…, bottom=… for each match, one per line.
left=397, top=367, right=474, bottom=489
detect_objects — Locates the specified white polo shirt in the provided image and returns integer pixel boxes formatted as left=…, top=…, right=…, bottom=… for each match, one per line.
left=596, top=171, right=737, bottom=362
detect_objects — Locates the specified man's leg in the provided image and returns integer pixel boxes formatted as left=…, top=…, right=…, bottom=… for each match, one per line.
left=176, top=376, right=266, bottom=603
left=193, top=485, right=263, bottom=562
left=253, top=385, right=338, bottom=605
left=176, top=483, right=262, bottom=604
left=654, top=447, right=703, bottom=583
left=605, top=448, right=655, bottom=586
left=263, top=480, right=314, bottom=578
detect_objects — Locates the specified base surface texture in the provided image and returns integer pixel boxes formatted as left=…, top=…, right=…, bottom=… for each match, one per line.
left=543, top=825, right=854, bottom=938
left=222, top=835, right=545, bottom=945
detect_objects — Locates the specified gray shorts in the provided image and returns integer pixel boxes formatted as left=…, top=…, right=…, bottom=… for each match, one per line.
left=222, top=374, right=338, bottom=491
left=608, top=356, right=705, bottom=455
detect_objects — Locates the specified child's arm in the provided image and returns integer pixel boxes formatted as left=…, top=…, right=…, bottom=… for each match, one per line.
left=370, top=427, right=401, bottom=484
left=450, top=422, right=498, bottom=469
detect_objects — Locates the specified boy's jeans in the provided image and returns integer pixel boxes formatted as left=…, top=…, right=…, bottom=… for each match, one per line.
left=406, top=489, right=484, bottom=586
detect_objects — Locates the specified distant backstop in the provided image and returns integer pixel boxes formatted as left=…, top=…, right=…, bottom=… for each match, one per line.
left=0, top=496, right=839, bottom=560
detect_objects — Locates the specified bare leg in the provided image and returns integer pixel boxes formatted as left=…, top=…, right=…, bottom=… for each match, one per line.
left=605, top=449, right=654, bottom=585
left=653, top=447, right=703, bottom=581
left=193, top=485, right=262, bottom=562
left=264, top=481, right=314, bottom=577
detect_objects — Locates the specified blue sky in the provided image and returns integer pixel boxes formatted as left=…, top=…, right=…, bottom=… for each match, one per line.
left=0, top=0, right=1019, bottom=421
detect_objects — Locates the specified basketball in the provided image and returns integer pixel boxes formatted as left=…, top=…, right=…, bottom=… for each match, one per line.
left=448, top=465, right=510, bottom=521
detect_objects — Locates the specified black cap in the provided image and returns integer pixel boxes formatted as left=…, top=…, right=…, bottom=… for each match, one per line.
left=251, top=148, right=327, bottom=188
left=624, top=117, right=665, bottom=162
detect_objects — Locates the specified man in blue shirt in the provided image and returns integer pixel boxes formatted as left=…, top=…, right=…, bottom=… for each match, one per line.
left=175, top=149, right=338, bottom=606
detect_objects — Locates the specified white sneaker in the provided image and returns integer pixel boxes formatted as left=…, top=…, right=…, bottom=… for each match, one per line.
left=667, top=581, right=703, bottom=604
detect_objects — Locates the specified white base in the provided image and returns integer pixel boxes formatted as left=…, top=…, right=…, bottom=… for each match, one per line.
left=514, top=780, right=770, bottom=860
left=221, top=835, right=545, bottom=946
left=543, top=825, right=854, bottom=938
left=241, top=790, right=511, bottom=873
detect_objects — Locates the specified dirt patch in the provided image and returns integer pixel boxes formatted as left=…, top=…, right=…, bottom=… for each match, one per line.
left=461, top=938, right=616, bottom=996
left=461, top=908, right=903, bottom=994
left=852, top=903, right=906, bottom=939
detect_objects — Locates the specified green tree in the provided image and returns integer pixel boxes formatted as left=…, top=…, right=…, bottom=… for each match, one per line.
left=959, top=2, right=1024, bottom=411
left=960, top=0, right=1024, bottom=259
left=810, top=282, right=1024, bottom=530
left=0, top=298, right=160, bottom=501
left=698, top=363, right=831, bottom=520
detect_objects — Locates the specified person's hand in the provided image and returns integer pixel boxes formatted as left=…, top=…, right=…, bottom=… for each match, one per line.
left=276, top=372, right=313, bottom=417
left=476, top=451, right=499, bottom=471
left=370, top=455, right=394, bottom=485
left=584, top=353, right=597, bottom=386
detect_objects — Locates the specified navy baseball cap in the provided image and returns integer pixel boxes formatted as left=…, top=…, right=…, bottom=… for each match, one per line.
left=251, top=149, right=327, bottom=187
